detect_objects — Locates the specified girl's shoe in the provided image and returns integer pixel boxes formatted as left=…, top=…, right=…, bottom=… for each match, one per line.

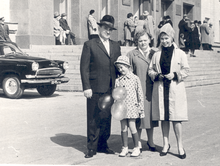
left=130, top=147, right=140, bottom=157
left=119, top=146, right=128, bottom=157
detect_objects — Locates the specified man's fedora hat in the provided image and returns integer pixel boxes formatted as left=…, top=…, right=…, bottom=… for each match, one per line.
left=0, top=17, right=4, bottom=21
left=61, top=13, right=67, bottom=17
left=97, top=15, right=116, bottom=30
left=54, top=12, right=60, bottom=18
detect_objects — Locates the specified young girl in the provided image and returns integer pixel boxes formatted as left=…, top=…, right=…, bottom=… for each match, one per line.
left=114, top=56, right=144, bottom=157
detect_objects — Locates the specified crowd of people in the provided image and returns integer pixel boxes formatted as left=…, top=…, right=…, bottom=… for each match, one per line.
left=80, top=13, right=189, bottom=160
left=0, top=17, right=11, bottom=42
left=123, top=12, right=215, bottom=57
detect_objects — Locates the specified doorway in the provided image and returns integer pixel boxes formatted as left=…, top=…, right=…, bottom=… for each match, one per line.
left=183, top=3, right=194, bottom=21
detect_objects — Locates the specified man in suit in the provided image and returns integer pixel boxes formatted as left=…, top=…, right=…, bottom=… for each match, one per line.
left=178, top=14, right=191, bottom=53
left=200, top=20, right=210, bottom=50
left=59, top=13, right=76, bottom=45
left=80, top=15, right=121, bottom=158
left=0, top=17, right=11, bottom=42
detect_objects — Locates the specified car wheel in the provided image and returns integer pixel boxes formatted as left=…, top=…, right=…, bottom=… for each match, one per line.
left=3, top=75, right=24, bottom=99
left=37, top=84, right=57, bottom=96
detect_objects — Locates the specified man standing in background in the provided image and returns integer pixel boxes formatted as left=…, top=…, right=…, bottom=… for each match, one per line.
left=0, top=17, right=11, bottom=42
left=59, top=13, right=76, bottom=45
left=200, top=20, right=210, bottom=50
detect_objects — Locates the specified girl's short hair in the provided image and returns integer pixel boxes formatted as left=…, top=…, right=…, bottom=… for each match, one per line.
left=134, top=30, right=152, bottom=44
left=90, top=10, right=95, bottom=15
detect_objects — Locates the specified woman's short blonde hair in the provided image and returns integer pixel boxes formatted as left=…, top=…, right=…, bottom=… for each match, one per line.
left=134, top=30, right=152, bottom=44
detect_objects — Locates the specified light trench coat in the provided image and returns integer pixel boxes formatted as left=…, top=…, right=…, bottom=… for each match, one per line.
left=148, top=43, right=189, bottom=121
left=127, top=48, right=159, bottom=128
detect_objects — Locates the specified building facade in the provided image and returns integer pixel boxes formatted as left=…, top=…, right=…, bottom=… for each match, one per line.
left=0, top=0, right=207, bottom=48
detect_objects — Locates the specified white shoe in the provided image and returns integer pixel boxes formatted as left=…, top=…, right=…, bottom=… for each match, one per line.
left=130, top=147, right=140, bottom=157
left=119, top=146, right=128, bottom=157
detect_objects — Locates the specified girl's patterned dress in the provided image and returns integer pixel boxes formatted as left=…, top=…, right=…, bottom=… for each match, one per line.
left=115, top=71, right=145, bottom=119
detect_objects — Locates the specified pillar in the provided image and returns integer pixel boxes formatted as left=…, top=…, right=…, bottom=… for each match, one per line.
left=9, top=0, right=54, bottom=48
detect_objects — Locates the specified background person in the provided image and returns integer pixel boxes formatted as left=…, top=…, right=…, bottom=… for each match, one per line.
left=134, top=15, right=150, bottom=38
left=114, top=56, right=144, bottom=157
left=127, top=30, right=158, bottom=152
left=208, top=23, right=214, bottom=51
left=200, top=20, right=210, bottom=50
left=124, top=13, right=136, bottom=46
left=0, top=17, right=11, bottom=41
left=178, top=14, right=191, bottom=54
left=148, top=23, right=189, bottom=159
left=143, top=11, right=155, bottom=47
left=80, top=15, right=121, bottom=158
left=59, top=13, right=76, bottom=45
left=53, top=12, right=66, bottom=45
left=87, top=10, right=99, bottom=40
left=189, top=21, right=199, bottom=57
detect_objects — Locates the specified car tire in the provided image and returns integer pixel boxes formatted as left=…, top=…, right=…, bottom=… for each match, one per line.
left=2, top=75, right=24, bottom=99
left=37, top=84, right=57, bottom=96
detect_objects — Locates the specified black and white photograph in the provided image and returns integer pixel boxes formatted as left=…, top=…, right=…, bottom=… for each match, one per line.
left=0, top=0, right=220, bottom=166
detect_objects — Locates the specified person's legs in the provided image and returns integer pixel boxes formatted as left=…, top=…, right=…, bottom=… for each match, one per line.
left=119, top=119, right=129, bottom=157
left=161, top=121, right=170, bottom=152
left=172, top=121, right=185, bottom=155
left=85, top=93, right=100, bottom=158
left=69, top=32, right=76, bottom=45
left=129, top=119, right=140, bottom=157
left=135, top=118, right=142, bottom=150
left=146, top=128, right=155, bottom=147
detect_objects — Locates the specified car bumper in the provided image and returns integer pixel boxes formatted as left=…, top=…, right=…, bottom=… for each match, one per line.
left=21, top=77, right=70, bottom=84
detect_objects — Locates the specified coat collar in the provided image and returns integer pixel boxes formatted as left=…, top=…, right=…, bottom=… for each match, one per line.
left=132, top=47, right=157, bottom=64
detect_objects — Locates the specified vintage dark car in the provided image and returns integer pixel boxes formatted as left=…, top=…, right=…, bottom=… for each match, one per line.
left=0, top=41, right=69, bottom=99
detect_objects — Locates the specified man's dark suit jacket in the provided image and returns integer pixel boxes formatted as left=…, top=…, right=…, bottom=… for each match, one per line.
left=178, top=19, right=191, bottom=41
left=59, top=18, right=70, bottom=31
left=80, top=37, right=121, bottom=93
left=0, top=24, right=11, bottom=41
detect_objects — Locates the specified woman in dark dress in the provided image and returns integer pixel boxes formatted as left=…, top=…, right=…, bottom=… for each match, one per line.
left=189, top=21, right=200, bottom=56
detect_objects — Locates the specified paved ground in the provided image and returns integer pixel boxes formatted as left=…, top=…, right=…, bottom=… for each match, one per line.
left=0, top=84, right=220, bottom=166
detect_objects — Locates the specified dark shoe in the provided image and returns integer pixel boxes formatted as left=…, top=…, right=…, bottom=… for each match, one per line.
left=85, top=150, right=96, bottom=158
left=160, top=144, right=171, bottom=156
left=147, top=141, right=156, bottom=152
left=179, top=149, right=186, bottom=159
left=190, top=54, right=196, bottom=57
left=97, top=148, right=115, bottom=154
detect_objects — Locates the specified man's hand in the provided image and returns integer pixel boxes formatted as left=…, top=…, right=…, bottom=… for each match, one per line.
left=84, top=89, right=93, bottom=98
left=164, top=73, right=174, bottom=80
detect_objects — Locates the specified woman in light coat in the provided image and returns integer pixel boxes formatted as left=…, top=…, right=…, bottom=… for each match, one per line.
left=127, top=30, right=159, bottom=152
left=148, top=23, right=189, bottom=159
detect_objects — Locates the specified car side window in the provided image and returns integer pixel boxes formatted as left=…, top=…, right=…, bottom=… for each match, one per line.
left=3, top=46, right=13, bottom=55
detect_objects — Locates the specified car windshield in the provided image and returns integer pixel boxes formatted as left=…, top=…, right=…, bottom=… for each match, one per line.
left=0, top=43, right=24, bottom=56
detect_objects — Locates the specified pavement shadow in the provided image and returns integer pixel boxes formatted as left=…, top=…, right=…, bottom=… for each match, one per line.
left=50, top=133, right=166, bottom=156
left=50, top=133, right=87, bottom=153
